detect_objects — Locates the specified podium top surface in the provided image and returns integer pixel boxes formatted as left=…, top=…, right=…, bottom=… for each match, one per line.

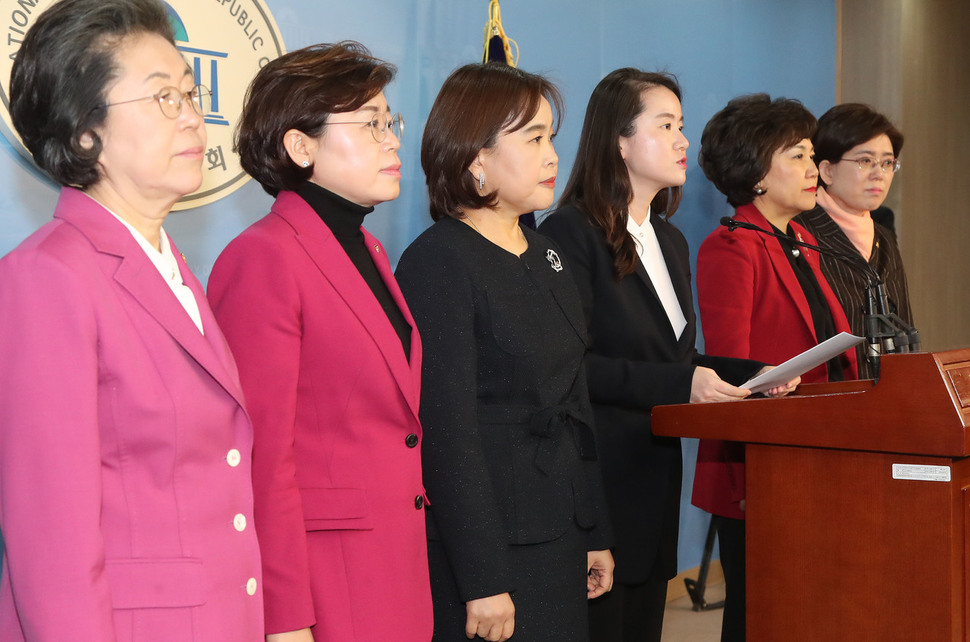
left=652, top=349, right=970, bottom=457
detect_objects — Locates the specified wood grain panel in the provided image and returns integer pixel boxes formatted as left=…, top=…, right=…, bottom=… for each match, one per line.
left=839, top=0, right=970, bottom=352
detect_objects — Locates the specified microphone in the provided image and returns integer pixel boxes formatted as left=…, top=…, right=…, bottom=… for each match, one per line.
left=719, top=216, right=878, bottom=282
left=720, top=216, right=920, bottom=379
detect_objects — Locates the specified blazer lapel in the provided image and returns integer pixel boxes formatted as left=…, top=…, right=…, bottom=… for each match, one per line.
left=112, top=253, right=248, bottom=407
left=274, top=193, right=420, bottom=421
left=53, top=188, right=248, bottom=408
left=175, top=242, right=248, bottom=408
left=736, top=205, right=818, bottom=342
left=632, top=254, right=663, bottom=307
left=363, top=228, right=422, bottom=418
left=653, top=217, right=696, bottom=338
left=628, top=217, right=685, bottom=344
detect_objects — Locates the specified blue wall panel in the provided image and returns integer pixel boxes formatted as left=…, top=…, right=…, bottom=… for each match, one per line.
left=0, top=0, right=836, bottom=575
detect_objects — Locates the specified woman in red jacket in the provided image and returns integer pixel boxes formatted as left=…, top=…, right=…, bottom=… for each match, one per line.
left=692, top=94, right=858, bottom=641
left=208, top=43, right=432, bottom=641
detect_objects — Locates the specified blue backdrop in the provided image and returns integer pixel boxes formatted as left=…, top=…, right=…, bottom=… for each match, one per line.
left=0, top=0, right=836, bottom=575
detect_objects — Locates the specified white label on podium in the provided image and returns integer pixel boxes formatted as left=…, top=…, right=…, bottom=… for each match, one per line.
left=891, top=464, right=951, bottom=482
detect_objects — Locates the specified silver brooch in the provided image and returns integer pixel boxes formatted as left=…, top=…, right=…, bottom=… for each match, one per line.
left=546, top=249, right=563, bottom=272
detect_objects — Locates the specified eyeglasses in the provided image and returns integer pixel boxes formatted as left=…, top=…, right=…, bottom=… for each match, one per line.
left=103, top=84, right=212, bottom=119
left=839, top=156, right=901, bottom=174
left=327, top=112, right=404, bottom=143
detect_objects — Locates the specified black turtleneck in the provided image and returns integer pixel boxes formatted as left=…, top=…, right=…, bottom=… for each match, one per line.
left=771, top=221, right=844, bottom=382
left=296, top=182, right=411, bottom=361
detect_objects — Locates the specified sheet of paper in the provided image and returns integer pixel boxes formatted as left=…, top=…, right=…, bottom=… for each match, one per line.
left=741, top=332, right=864, bottom=394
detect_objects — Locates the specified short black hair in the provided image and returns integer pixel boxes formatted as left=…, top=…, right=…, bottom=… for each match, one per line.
left=9, top=0, right=175, bottom=188
left=235, top=41, right=395, bottom=197
left=698, top=94, right=817, bottom=207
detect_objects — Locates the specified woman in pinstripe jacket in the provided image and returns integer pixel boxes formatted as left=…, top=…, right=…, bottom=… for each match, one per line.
left=796, top=103, right=912, bottom=379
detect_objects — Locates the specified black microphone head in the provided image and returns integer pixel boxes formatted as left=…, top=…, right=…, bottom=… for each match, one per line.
left=720, top=216, right=738, bottom=230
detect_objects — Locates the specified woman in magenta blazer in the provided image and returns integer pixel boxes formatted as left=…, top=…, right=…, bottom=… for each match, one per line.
left=0, top=1, right=263, bottom=640
left=207, top=43, right=432, bottom=641
left=692, top=94, right=858, bottom=641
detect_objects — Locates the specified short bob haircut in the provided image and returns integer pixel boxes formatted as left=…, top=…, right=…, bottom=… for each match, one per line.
left=10, top=0, right=174, bottom=188
left=698, top=94, right=817, bottom=207
left=422, top=63, right=564, bottom=221
left=559, top=68, right=683, bottom=279
left=236, top=41, right=395, bottom=197
left=813, top=103, right=904, bottom=172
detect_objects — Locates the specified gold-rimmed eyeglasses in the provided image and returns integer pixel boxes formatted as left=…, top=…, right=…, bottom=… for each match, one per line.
left=328, top=112, right=404, bottom=143
left=838, top=156, right=901, bottom=174
left=102, top=84, right=212, bottom=119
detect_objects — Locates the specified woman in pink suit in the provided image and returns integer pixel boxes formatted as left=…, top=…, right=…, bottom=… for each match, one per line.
left=0, top=1, right=264, bottom=640
left=691, top=94, right=858, bottom=641
left=207, top=43, right=432, bottom=641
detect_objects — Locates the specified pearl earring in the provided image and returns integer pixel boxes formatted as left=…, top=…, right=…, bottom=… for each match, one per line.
left=754, top=182, right=766, bottom=195
left=301, top=160, right=310, bottom=168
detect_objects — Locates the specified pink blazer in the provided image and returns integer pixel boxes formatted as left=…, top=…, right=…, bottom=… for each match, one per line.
left=691, top=203, right=858, bottom=518
left=0, top=188, right=264, bottom=641
left=207, top=191, right=432, bottom=640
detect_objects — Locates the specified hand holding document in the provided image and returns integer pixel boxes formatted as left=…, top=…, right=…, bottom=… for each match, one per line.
left=741, top=332, right=864, bottom=394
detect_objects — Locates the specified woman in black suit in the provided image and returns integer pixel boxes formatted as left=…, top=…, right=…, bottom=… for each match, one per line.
left=539, top=69, right=793, bottom=642
left=396, top=63, right=614, bottom=642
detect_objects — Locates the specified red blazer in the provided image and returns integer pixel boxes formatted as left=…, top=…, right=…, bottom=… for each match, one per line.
left=691, top=203, right=858, bottom=519
left=207, top=191, right=432, bottom=640
left=0, top=188, right=264, bottom=641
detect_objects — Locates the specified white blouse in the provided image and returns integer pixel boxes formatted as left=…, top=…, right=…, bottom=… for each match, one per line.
left=627, top=208, right=687, bottom=339
left=102, top=203, right=205, bottom=334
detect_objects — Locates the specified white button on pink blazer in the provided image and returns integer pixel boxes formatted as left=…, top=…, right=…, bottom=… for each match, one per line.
left=208, top=191, right=433, bottom=640
left=0, top=187, right=265, bottom=641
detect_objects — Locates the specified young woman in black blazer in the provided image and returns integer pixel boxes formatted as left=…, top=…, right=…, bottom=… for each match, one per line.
left=539, top=69, right=794, bottom=642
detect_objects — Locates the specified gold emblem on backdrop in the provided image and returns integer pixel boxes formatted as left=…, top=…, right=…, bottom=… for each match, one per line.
left=0, top=0, right=286, bottom=210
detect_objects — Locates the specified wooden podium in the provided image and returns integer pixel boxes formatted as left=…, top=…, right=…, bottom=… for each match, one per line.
left=653, top=349, right=970, bottom=640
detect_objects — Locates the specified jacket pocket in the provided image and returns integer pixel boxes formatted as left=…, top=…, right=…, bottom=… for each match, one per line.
left=300, top=487, right=374, bottom=531
left=105, top=557, right=205, bottom=609
left=484, top=290, right=536, bottom=356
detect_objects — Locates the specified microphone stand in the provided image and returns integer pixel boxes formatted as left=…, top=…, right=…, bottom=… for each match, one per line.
left=720, top=217, right=920, bottom=380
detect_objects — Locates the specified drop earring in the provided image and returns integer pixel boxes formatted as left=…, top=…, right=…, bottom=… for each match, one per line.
left=753, top=182, right=766, bottom=195
left=478, top=173, right=485, bottom=191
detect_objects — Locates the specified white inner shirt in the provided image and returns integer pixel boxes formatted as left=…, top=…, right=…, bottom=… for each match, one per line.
left=627, top=208, right=687, bottom=339
left=101, top=203, right=205, bottom=334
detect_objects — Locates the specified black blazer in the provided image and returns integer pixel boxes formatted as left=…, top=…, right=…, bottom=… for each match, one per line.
left=540, top=205, right=760, bottom=583
left=396, top=217, right=612, bottom=602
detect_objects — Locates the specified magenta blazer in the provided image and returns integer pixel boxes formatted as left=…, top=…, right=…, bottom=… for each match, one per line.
left=691, top=203, right=858, bottom=519
left=0, top=188, right=264, bottom=640
left=208, top=191, right=432, bottom=640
